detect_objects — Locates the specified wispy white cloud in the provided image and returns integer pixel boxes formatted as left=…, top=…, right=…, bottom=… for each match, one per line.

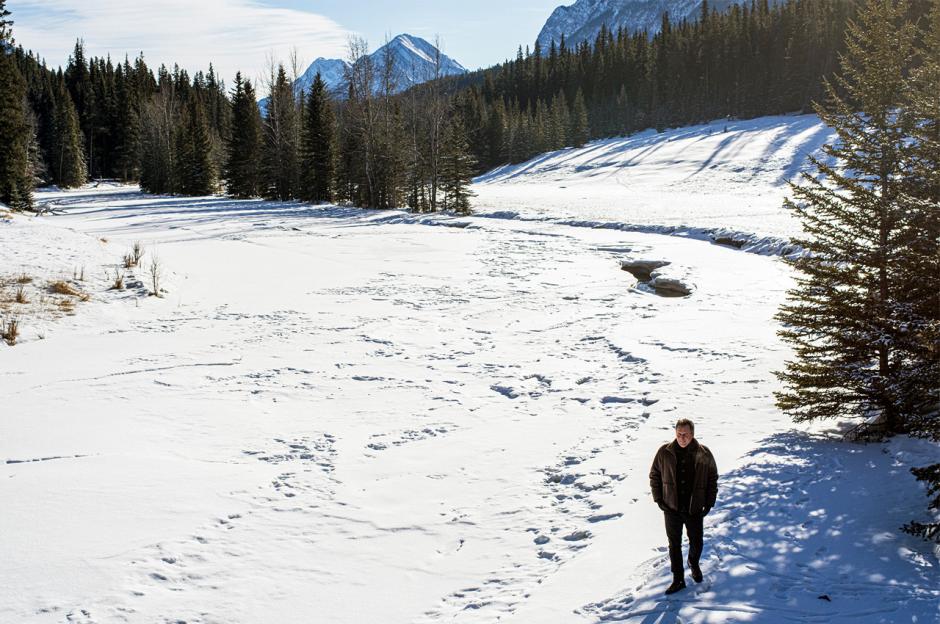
left=10, top=0, right=353, bottom=87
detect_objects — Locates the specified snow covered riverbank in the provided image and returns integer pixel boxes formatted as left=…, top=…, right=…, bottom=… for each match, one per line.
left=1, top=119, right=936, bottom=623
left=474, top=114, right=837, bottom=256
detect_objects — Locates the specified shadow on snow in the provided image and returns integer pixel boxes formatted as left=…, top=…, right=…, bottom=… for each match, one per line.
left=585, top=430, right=939, bottom=623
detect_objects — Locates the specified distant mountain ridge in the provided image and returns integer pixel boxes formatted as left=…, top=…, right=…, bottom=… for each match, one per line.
left=294, top=34, right=467, bottom=98
left=536, top=0, right=738, bottom=50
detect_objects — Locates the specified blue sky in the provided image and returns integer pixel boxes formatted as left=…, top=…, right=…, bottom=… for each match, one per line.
left=8, top=0, right=563, bottom=85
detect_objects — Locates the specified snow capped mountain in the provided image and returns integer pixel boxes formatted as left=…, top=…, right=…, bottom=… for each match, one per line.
left=536, top=0, right=737, bottom=50
left=298, top=57, right=350, bottom=94
left=293, top=34, right=466, bottom=98
left=374, top=34, right=467, bottom=89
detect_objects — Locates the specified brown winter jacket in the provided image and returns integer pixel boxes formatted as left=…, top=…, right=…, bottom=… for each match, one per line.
left=649, top=439, right=718, bottom=515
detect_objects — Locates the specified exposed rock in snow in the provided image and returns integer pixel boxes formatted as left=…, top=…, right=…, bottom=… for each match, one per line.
left=620, top=259, right=670, bottom=281
left=649, top=274, right=693, bottom=296
left=621, top=258, right=695, bottom=297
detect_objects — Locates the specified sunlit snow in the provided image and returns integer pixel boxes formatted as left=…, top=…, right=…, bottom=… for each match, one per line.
left=1, top=115, right=937, bottom=623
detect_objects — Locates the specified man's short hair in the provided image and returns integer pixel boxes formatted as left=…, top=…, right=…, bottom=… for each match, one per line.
left=675, top=418, right=695, bottom=434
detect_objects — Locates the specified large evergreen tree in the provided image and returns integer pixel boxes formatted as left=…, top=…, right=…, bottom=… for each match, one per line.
left=174, top=93, right=215, bottom=196
left=775, top=0, right=919, bottom=433
left=50, top=76, right=87, bottom=187
left=112, top=59, right=141, bottom=182
left=900, top=0, right=940, bottom=545
left=225, top=73, right=263, bottom=198
left=299, top=72, right=335, bottom=203
left=0, top=0, right=32, bottom=209
left=64, top=41, right=97, bottom=176
left=440, top=113, right=475, bottom=214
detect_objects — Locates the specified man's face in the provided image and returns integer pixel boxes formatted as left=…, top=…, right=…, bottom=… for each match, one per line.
left=675, top=425, right=694, bottom=448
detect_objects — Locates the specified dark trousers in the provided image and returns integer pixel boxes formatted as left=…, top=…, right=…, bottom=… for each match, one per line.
left=664, top=509, right=703, bottom=580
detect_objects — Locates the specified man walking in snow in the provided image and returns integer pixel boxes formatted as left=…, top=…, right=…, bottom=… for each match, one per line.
left=649, top=418, right=718, bottom=595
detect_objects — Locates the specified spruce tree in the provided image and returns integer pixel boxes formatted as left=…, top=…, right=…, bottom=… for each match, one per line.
left=570, top=88, right=590, bottom=147
left=64, top=41, right=96, bottom=175
left=900, top=0, right=940, bottom=545
left=485, top=100, right=506, bottom=167
left=299, top=72, right=335, bottom=203
left=0, top=0, right=9, bottom=42
left=225, top=73, right=263, bottom=198
left=174, top=94, right=215, bottom=196
left=550, top=91, right=570, bottom=149
left=440, top=114, right=476, bottom=215
left=50, top=77, right=87, bottom=187
left=0, top=0, right=32, bottom=209
left=775, top=0, right=918, bottom=433
left=900, top=0, right=940, bottom=428
left=113, top=60, right=140, bottom=182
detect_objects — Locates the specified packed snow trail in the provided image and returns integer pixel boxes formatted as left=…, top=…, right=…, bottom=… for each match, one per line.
left=1, top=178, right=935, bottom=622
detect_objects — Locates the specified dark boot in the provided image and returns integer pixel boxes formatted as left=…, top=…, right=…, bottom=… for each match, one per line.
left=689, top=563, right=703, bottom=583
left=665, top=578, right=686, bottom=595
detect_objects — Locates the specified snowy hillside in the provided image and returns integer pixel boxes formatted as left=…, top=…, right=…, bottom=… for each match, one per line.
left=1, top=114, right=938, bottom=623
left=537, top=0, right=738, bottom=50
left=475, top=114, right=838, bottom=254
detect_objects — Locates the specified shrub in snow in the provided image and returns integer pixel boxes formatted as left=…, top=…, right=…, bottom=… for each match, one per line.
left=2, top=316, right=18, bottom=345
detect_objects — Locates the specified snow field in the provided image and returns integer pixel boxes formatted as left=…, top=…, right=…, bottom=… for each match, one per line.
left=474, top=114, right=837, bottom=254
left=1, top=111, right=937, bottom=624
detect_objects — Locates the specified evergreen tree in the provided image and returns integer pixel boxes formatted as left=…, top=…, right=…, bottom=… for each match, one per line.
left=225, top=73, right=263, bottom=198
left=484, top=99, right=506, bottom=167
left=570, top=88, right=590, bottom=147
left=263, top=65, right=299, bottom=200
left=27, top=68, right=57, bottom=186
left=440, top=114, right=476, bottom=214
left=174, top=94, right=215, bottom=195
left=64, top=41, right=97, bottom=176
left=0, top=0, right=9, bottom=42
left=299, top=72, right=335, bottom=203
left=900, top=0, right=940, bottom=545
left=24, top=106, right=46, bottom=187
left=549, top=91, right=570, bottom=149
left=113, top=59, right=140, bottom=181
left=775, top=0, right=918, bottom=433
left=50, top=77, right=87, bottom=187
left=0, top=0, right=32, bottom=209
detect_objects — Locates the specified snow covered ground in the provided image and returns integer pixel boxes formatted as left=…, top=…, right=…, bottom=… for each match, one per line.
left=475, top=114, right=838, bottom=255
left=1, top=115, right=937, bottom=624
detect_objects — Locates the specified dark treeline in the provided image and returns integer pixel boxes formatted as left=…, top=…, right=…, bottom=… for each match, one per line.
left=454, top=0, right=934, bottom=170
left=3, top=35, right=232, bottom=202
left=0, top=0, right=475, bottom=213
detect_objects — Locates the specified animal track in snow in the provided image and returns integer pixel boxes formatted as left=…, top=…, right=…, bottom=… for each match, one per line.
left=366, top=425, right=455, bottom=453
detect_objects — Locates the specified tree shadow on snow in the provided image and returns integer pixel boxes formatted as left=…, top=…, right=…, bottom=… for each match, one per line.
left=42, top=189, right=409, bottom=239
left=583, top=430, right=939, bottom=623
